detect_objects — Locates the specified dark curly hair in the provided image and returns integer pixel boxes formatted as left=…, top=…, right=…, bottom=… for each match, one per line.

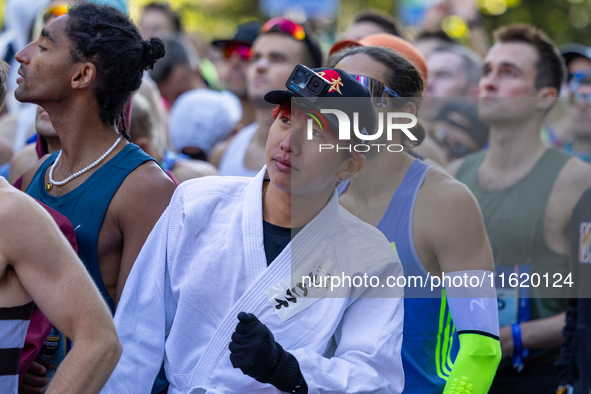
left=65, top=3, right=165, bottom=139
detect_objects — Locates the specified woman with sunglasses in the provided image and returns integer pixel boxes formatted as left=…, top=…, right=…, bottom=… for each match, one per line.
left=334, top=46, right=501, bottom=394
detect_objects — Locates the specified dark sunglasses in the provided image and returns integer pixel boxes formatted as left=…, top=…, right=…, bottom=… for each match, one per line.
left=222, top=44, right=251, bottom=61
left=570, top=92, right=591, bottom=105
left=568, top=70, right=591, bottom=92
left=351, top=75, right=402, bottom=107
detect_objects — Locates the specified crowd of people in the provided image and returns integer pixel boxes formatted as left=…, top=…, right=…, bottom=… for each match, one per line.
left=0, top=0, right=590, bottom=393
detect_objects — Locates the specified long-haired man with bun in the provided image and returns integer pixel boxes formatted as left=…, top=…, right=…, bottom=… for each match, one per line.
left=13, top=2, right=176, bottom=390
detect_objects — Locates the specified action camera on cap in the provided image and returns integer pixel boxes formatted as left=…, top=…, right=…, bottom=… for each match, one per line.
left=286, top=64, right=330, bottom=98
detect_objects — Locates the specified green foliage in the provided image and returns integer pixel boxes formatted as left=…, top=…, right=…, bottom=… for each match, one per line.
left=129, top=0, right=259, bottom=42
left=483, top=0, right=591, bottom=45
left=113, top=0, right=591, bottom=46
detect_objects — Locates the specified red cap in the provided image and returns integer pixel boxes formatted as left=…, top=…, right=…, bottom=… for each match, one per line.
left=329, top=33, right=428, bottom=89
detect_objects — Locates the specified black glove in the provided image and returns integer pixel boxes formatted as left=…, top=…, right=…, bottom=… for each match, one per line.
left=229, top=312, right=307, bottom=393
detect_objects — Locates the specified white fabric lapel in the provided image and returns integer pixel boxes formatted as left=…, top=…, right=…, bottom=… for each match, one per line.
left=188, top=167, right=290, bottom=387
left=188, top=171, right=342, bottom=388
left=241, top=166, right=268, bottom=284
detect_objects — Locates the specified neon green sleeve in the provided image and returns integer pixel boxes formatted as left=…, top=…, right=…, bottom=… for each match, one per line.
left=442, top=333, right=501, bottom=394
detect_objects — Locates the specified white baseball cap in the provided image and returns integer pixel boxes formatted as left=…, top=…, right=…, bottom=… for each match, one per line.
left=168, top=89, right=242, bottom=155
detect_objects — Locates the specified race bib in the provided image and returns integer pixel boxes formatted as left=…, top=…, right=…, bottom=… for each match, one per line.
left=496, top=287, right=517, bottom=327
left=495, top=264, right=530, bottom=326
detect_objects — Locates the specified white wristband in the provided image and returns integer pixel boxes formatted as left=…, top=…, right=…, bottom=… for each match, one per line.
left=444, top=270, right=500, bottom=337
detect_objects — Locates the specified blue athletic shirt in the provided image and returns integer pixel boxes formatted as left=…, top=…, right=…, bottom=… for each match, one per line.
left=25, top=143, right=155, bottom=313
left=160, top=149, right=191, bottom=172
left=26, top=143, right=168, bottom=393
left=339, top=159, right=459, bottom=394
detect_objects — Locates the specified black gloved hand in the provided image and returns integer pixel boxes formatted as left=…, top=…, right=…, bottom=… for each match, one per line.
left=229, top=312, right=308, bottom=393
left=229, top=312, right=280, bottom=380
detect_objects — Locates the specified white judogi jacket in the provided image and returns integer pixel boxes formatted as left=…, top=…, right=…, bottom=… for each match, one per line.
left=101, top=168, right=404, bottom=394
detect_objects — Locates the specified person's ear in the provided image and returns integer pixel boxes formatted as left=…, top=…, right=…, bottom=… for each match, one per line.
left=71, top=62, right=96, bottom=90
left=336, top=154, right=366, bottom=183
left=536, top=86, right=559, bottom=111
left=388, top=100, right=417, bottom=117
left=398, top=101, right=418, bottom=117
left=387, top=101, right=418, bottom=127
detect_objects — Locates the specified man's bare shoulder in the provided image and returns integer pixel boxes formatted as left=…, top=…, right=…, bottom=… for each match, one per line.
left=172, top=159, right=218, bottom=184
left=106, top=160, right=175, bottom=246
left=0, top=179, right=27, bottom=215
left=0, top=179, right=49, bottom=241
left=208, top=138, right=233, bottom=168
left=208, top=142, right=228, bottom=166
left=112, top=160, right=176, bottom=217
left=557, top=157, right=591, bottom=192
left=0, top=138, right=12, bottom=165
left=552, top=156, right=591, bottom=213
left=0, top=113, right=18, bottom=147
left=118, top=160, right=176, bottom=197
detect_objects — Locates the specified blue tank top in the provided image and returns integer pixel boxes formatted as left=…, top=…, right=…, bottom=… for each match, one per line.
left=160, top=149, right=191, bottom=172
left=26, top=143, right=156, bottom=313
left=339, top=159, right=459, bottom=394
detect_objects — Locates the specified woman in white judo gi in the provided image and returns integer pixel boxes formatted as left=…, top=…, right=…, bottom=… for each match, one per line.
left=101, top=65, right=405, bottom=394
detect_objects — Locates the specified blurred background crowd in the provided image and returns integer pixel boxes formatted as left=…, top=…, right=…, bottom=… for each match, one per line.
left=1, top=1, right=591, bottom=393
left=0, top=0, right=589, bottom=180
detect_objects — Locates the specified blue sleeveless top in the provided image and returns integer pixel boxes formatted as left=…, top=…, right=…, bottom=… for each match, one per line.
left=339, top=159, right=459, bottom=393
left=26, top=143, right=156, bottom=313
left=160, top=149, right=191, bottom=172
